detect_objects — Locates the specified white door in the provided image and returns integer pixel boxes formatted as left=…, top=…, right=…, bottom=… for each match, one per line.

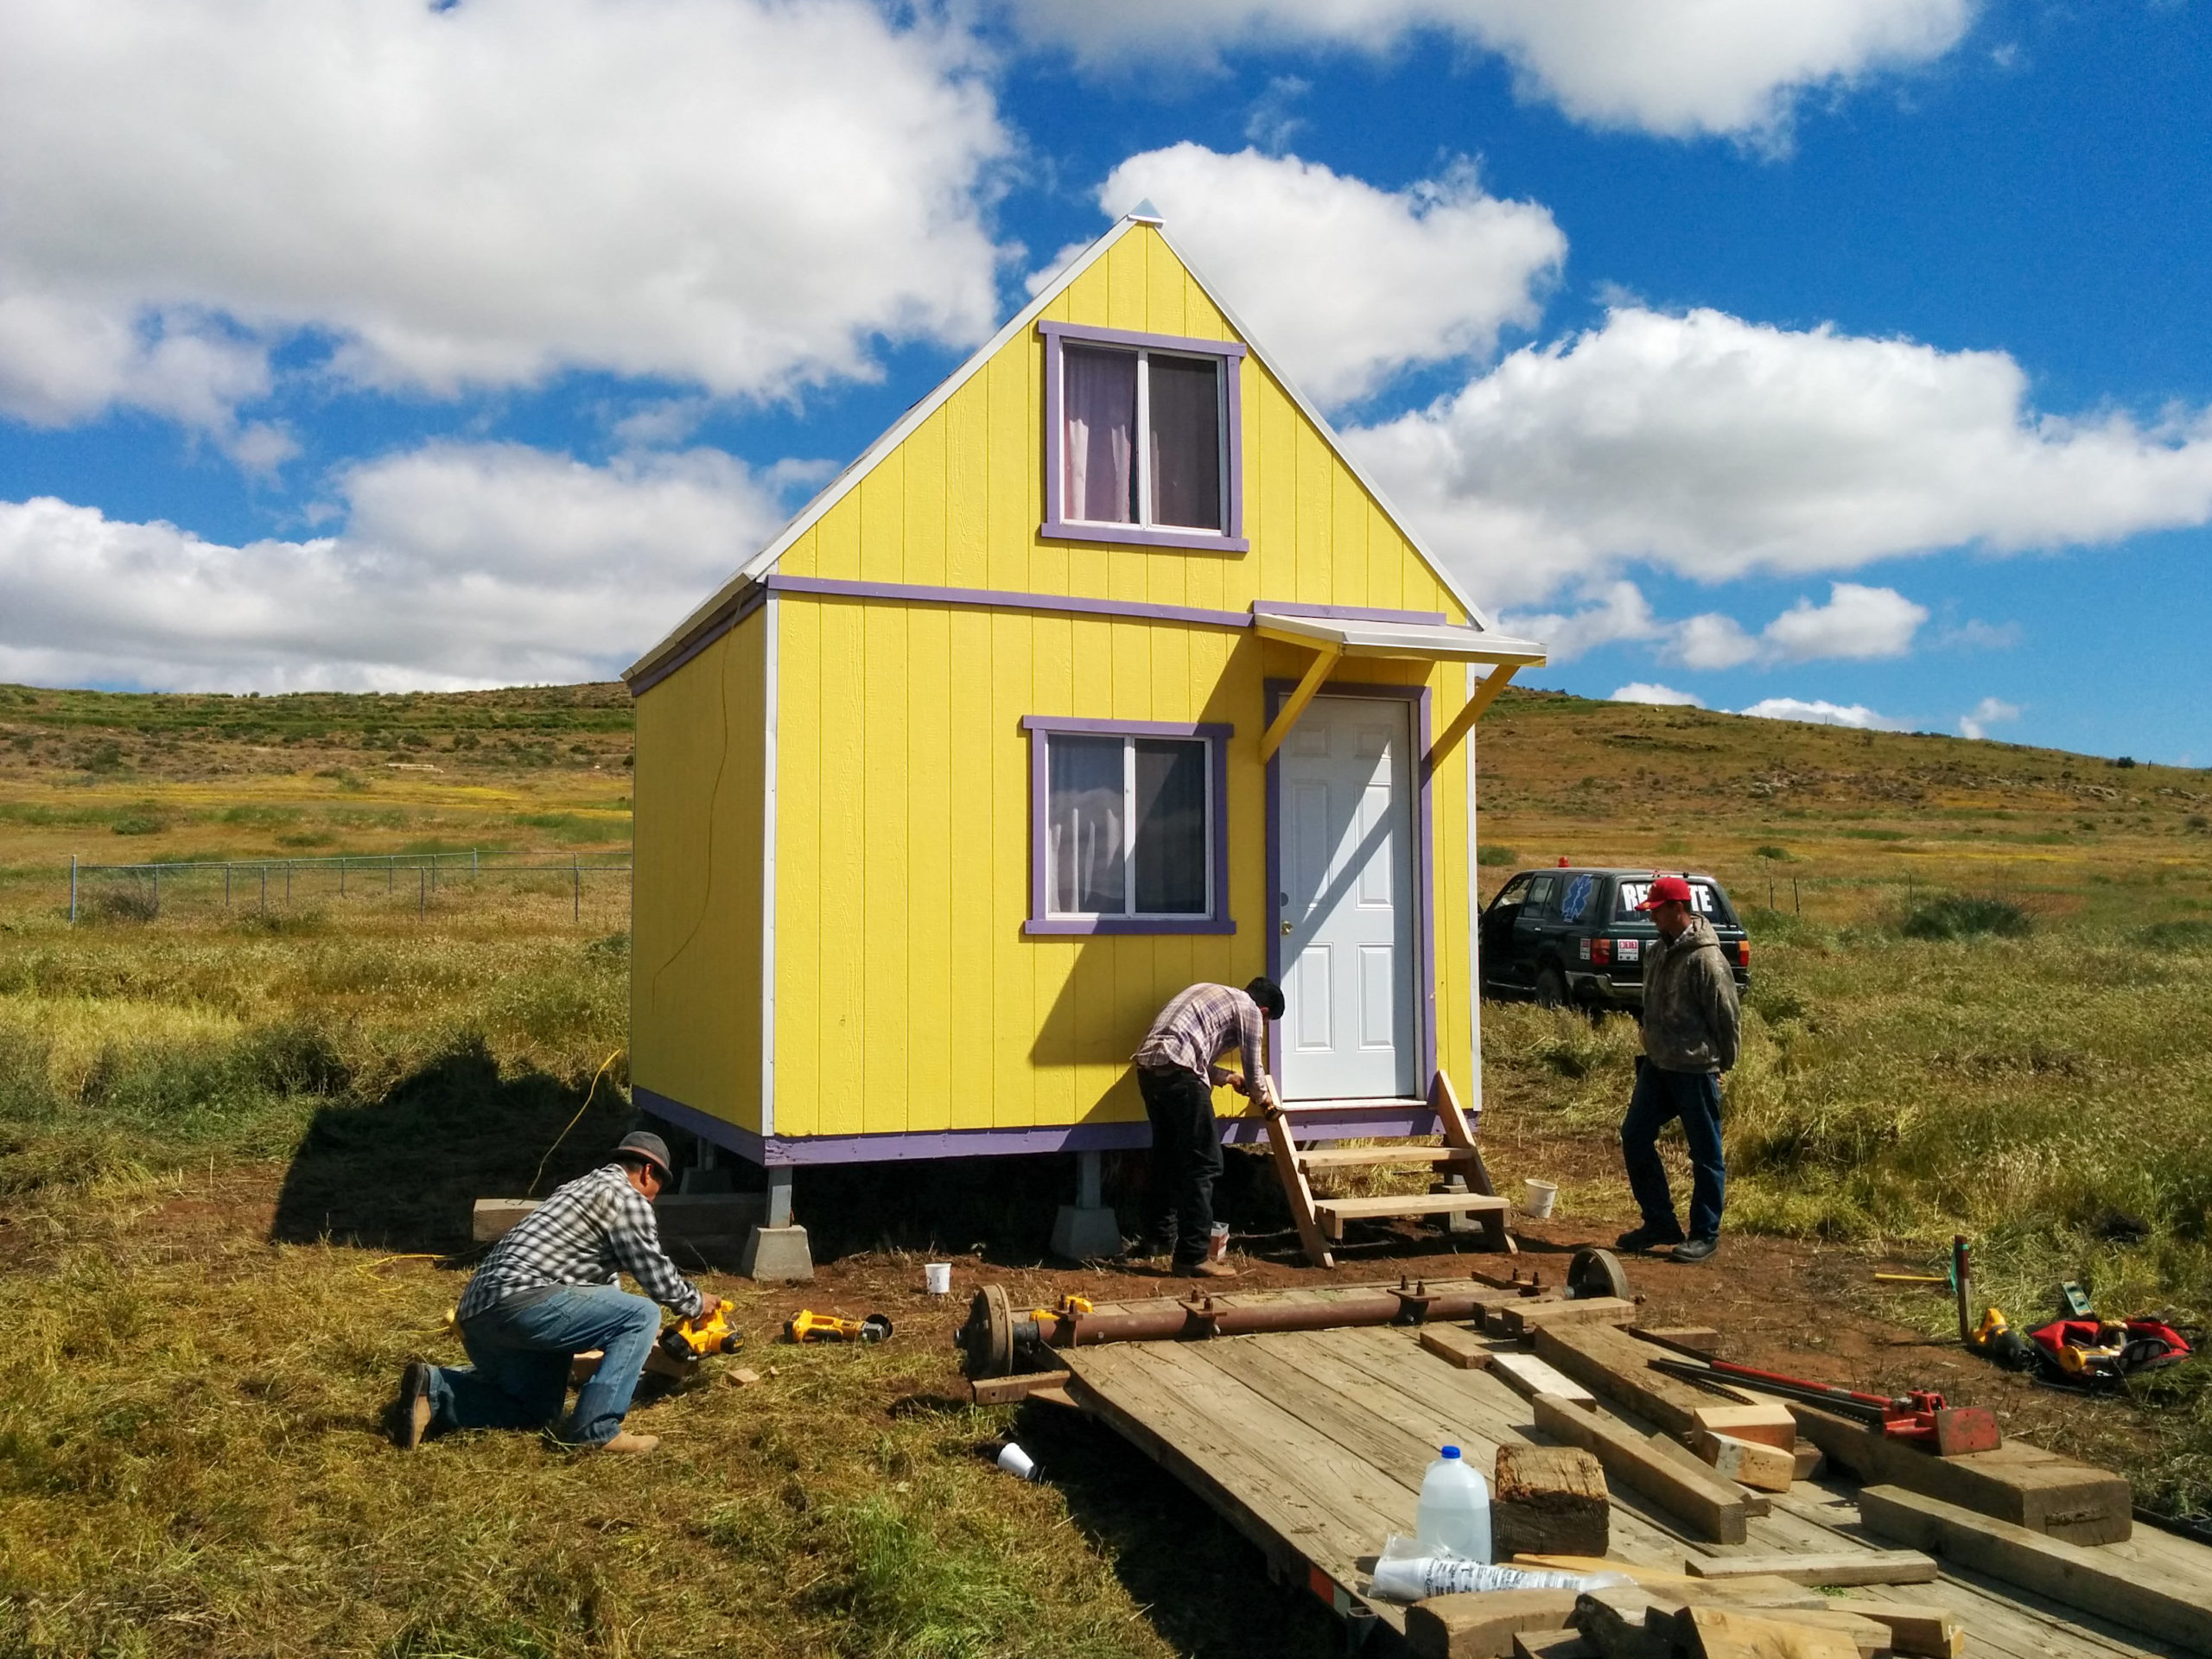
left=1278, top=695, right=1417, bottom=1101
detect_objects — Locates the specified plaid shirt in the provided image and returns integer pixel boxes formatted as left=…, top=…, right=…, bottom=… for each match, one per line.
left=1134, top=982, right=1268, bottom=1090
left=457, top=1164, right=704, bottom=1323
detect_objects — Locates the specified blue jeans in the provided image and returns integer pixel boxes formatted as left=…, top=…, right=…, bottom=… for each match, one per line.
left=1621, top=1059, right=1726, bottom=1242
left=424, top=1284, right=661, bottom=1446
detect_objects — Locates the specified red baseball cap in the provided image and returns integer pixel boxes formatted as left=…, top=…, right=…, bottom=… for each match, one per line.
left=1636, top=875, right=1694, bottom=910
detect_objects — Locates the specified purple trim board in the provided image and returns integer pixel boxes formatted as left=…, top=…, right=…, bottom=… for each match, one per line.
left=1262, top=679, right=1438, bottom=1098
left=634, top=1084, right=1437, bottom=1167
left=1020, top=715, right=1236, bottom=937
left=1039, top=320, right=1248, bottom=554
left=764, top=573, right=1248, bottom=631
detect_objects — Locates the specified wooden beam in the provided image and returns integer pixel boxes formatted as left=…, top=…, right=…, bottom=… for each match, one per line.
left=1859, top=1483, right=2212, bottom=1652
left=1257, top=640, right=1342, bottom=763
left=1407, top=1588, right=1580, bottom=1659
left=969, top=1369, right=1072, bottom=1406
left=1531, top=1393, right=1750, bottom=1544
left=1487, top=1352, right=1597, bottom=1410
left=1427, top=662, right=1519, bottom=767
left=1824, top=1602, right=1962, bottom=1658
left=1496, top=1298, right=1640, bottom=1338
left=1418, top=1324, right=1497, bottom=1370
left=1534, top=1324, right=1744, bottom=1437
left=1683, top=1552, right=1936, bottom=1589
left=1430, top=1068, right=1516, bottom=1255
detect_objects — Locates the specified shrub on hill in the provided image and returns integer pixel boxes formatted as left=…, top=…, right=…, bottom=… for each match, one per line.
left=1899, top=893, right=2031, bottom=940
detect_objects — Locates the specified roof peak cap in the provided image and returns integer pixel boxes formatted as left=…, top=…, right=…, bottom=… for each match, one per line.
left=1125, top=198, right=1164, bottom=225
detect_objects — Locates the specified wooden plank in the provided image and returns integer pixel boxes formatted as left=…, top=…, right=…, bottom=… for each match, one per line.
left=1262, top=1107, right=1336, bottom=1269
left=1630, top=1326, right=1723, bottom=1360
left=968, top=1370, right=1071, bottom=1406
left=1789, top=1404, right=2133, bottom=1544
left=1497, top=1299, right=1641, bottom=1338
left=1407, top=1588, right=1580, bottom=1659
left=1298, top=1145, right=1474, bottom=1169
left=1684, top=1551, right=1938, bottom=1587
left=1694, top=1431, right=1795, bottom=1494
left=1647, top=1429, right=1770, bottom=1517
left=1690, top=1403, right=1796, bottom=1452
left=1313, top=1192, right=1513, bottom=1220
left=1825, top=1601, right=1962, bottom=1658
left=1431, top=1068, right=1516, bottom=1255
left=1859, top=1484, right=2212, bottom=1653
left=1535, top=1325, right=1745, bottom=1437
left=1420, top=1325, right=1498, bottom=1369
left=1488, top=1353, right=1598, bottom=1409
left=1198, top=1336, right=1444, bottom=1492
left=1532, top=1394, right=1750, bottom=1545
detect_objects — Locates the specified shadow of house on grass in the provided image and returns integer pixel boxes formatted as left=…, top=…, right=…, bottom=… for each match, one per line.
left=269, top=1035, right=633, bottom=1254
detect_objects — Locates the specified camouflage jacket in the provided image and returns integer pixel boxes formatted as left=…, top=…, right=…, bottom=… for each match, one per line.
left=1640, top=915, right=1741, bottom=1075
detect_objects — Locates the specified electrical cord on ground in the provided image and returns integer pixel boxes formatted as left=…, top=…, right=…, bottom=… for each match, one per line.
left=528, top=1048, right=626, bottom=1198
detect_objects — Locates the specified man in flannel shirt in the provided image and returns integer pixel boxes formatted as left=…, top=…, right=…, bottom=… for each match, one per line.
left=1132, top=976, right=1285, bottom=1279
left=392, top=1130, right=722, bottom=1454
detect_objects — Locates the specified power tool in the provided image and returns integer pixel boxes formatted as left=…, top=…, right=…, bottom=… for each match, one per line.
left=658, top=1299, right=743, bottom=1364
left=784, top=1309, right=894, bottom=1344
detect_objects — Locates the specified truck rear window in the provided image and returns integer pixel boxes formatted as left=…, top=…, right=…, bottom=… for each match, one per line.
left=1614, top=879, right=1736, bottom=925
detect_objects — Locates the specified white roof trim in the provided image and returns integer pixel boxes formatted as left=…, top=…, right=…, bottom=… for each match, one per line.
left=1252, top=607, right=1547, bottom=666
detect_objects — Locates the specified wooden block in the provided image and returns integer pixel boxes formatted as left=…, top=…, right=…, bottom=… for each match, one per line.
left=1481, top=1293, right=1567, bottom=1337
left=1684, top=1551, right=1936, bottom=1588
left=726, top=1366, right=762, bottom=1388
left=1858, top=1484, right=2212, bottom=1652
left=1664, top=1605, right=1864, bottom=1659
left=473, top=1197, right=539, bottom=1242
left=1791, top=1443, right=1824, bottom=1482
left=1407, top=1588, right=1580, bottom=1659
left=1420, top=1324, right=1497, bottom=1370
left=969, top=1370, right=1072, bottom=1406
left=1532, top=1394, right=1749, bottom=1544
left=1827, top=1600, right=1962, bottom=1658
left=1791, top=1404, right=2132, bottom=1544
left=1510, top=1562, right=1819, bottom=1609
left=1490, top=1352, right=1598, bottom=1409
left=1497, top=1297, right=1641, bottom=1338
left=1514, top=1555, right=1686, bottom=1586
left=1572, top=1587, right=1672, bottom=1659
left=1630, top=1325, right=1722, bottom=1359
left=1693, top=1430, right=1794, bottom=1493
left=1646, top=1431, right=1769, bottom=1516
left=1514, top=1632, right=1597, bottom=1659
left=1493, top=1445, right=1609, bottom=1560
left=1535, top=1325, right=1745, bottom=1437
left=1690, top=1402, right=1796, bottom=1452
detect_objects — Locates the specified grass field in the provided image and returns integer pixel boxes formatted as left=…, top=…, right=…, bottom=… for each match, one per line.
left=2, top=678, right=2209, bottom=1656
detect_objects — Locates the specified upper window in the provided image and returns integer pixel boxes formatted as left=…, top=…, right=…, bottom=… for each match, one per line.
left=1021, top=716, right=1235, bottom=936
left=1039, top=323, right=1247, bottom=553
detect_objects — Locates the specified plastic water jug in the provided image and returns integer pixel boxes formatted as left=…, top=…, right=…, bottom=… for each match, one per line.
left=1415, top=1446, right=1491, bottom=1563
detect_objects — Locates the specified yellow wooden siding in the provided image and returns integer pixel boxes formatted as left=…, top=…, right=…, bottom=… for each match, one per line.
left=769, top=602, right=1478, bottom=1138
left=768, top=224, right=1467, bottom=626
left=629, top=612, right=766, bottom=1132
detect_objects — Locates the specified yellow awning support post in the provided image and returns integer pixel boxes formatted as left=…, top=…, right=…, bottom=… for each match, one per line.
left=1258, top=640, right=1343, bottom=763
left=1426, top=663, right=1519, bottom=768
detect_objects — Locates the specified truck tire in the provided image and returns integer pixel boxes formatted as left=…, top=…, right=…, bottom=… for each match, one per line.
left=1534, top=966, right=1567, bottom=1009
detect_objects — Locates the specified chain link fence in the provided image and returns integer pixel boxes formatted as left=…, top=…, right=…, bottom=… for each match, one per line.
left=67, top=848, right=631, bottom=925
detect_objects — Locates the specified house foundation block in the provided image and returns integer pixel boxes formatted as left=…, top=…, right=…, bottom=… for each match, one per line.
left=1051, top=1205, right=1123, bottom=1262
left=740, top=1224, right=815, bottom=1281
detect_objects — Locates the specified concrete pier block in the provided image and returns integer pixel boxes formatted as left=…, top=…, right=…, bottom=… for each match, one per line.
left=740, top=1224, right=815, bottom=1281
left=1051, top=1205, right=1123, bottom=1262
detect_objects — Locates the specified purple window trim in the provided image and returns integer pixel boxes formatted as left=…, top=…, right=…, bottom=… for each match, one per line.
left=1021, top=715, right=1235, bottom=937
left=627, top=582, right=767, bottom=696
left=763, top=573, right=1249, bottom=631
left=1039, top=321, right=1246, bottom=553
left=634, top=1085, right=1436, bottom=1167
left=1252, top=600, right=1449, bottom=626
left=1262, top=678, right=1438, bottom=1097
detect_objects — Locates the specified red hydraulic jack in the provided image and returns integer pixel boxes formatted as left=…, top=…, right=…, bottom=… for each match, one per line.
left=1649, top=1355, right=2002, bottom=1456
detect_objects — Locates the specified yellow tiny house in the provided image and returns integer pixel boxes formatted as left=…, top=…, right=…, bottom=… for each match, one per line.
left=625, top=209, right=1544, bottom=1253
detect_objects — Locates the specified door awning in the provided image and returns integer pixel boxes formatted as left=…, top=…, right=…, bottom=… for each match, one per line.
left=1250, top=606, right=1548, bottom=667
left=1250, top=606, right=1548, bottom=765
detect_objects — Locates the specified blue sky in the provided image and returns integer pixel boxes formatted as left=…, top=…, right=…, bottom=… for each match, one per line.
left=2, top=2, right=2208, bottom=761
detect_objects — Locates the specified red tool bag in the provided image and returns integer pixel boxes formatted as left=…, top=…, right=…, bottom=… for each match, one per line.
left=2027, top=1316, right=2191, bottom=1382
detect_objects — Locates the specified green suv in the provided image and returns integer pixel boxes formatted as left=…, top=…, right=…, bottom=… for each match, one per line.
left=1479, top=866, right=1751, bottom=1011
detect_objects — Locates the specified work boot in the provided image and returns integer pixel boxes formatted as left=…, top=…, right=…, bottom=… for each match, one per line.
left=1673, top=1236, right=1719, bottom=1263
left=589, top=1431, right=661, bottom=1454
left=1178, top=1259, right=1238, bottom=1280
left=1614, top=1224, right=1686, bottom=1254
left=392, top=1360, right=434, bottom=1451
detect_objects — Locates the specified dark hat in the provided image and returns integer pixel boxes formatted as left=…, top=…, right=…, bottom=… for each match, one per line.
left=613, top=1130, right=675, bottom=1178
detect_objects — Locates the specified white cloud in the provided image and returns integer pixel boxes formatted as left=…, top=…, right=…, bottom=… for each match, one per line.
left=999, top=0, right=1973, bottom=139
left=1085, top=145, right=1564, bottom=406
left=0, top=445, right=784, bottom=691
left=1671, top=612, right=1762, bottom=671
left=1936, top=617, right=2020, bottom=652
left=1959, top=696, right=2022, bottom=741
left=1346, top=306, right=2212, bottom=609
left=1758, top=582, right=1928, bottom=661
left=0, top=0, right=1009, bottom=445
left=1740, top=697, right=1912, bottom=731
left=1510, top=579, right=1924, bottom=668
left=1611, top=682, right=1704, bottom=707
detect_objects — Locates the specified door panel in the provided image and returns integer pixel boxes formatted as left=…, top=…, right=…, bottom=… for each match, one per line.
left=1277, top=696, right=1417, bottom=1100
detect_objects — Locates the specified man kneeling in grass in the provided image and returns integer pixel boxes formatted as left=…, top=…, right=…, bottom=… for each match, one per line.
left=392, top=1131, right=722, bottom=1454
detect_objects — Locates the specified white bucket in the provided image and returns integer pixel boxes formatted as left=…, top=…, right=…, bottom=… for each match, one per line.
left=996, top=1441, right=1038, bottom=1480
left=1521, top=1179, right=1559, bottom=1220
left=923, top=1262, right=951, bottom=1294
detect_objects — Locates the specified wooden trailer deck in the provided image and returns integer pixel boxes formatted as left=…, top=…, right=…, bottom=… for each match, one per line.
left=1054, top=1294, right=2211, bottom=1656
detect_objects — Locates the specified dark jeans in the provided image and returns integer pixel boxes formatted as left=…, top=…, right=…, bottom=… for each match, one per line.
left=1620, top=1058, right=1726, bottom=1243
left=423, top=1283, right=662, bottom=1446
left=1137, top=1065, right=1223, bottom=1268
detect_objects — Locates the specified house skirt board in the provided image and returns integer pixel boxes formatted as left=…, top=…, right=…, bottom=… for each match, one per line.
left=634, top=1085, right=1444, bottom=1169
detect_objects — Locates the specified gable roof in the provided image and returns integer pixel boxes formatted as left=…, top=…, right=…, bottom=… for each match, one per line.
left=625, top=211, right=1503, bottom=687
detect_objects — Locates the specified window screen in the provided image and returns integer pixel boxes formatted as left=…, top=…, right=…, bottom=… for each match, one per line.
left=1046, top=735, right=1125, bottom=913
left=1045, top=733, right=1211, bottom=918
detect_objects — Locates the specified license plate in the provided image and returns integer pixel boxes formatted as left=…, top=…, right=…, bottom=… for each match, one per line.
left=1618, top=938, right=1641, bottom=963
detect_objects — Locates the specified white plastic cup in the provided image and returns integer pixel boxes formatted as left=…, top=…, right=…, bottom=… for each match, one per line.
left=1521, top=1179, right=1559, bottom=1220
left=923, top=1262, right=951, bottom=1294
left=996, top=1441, right=1038, bottom=1480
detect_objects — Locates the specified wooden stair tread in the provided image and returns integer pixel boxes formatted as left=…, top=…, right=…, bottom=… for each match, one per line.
left=1295, top=1145, right=1471, bottom=1170
left=1270, top=1097, right=1429, bottom=1114
left=1312, top=1192, right=1512, bottom=1219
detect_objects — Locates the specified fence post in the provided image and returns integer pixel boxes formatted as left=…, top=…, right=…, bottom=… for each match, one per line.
left=225, top=864, right=232, bottom=909
left=473, top=847, right=479, bottom=877
left=340, top=858, right=346, bottom=896
left=387, top=856, right=394, bottom=894
left=69, top=855, right=77, bottom=925
left=153, top=867, right=160, bottom=917
left=573, top=858, right=581, bottom=924
left=419, top=867, right=426, bottom=918
left=286, top=861, right=291, bottom=902
left=1793, top=877, right=1799, bottom=916
left=260, top=867, right=267, bottom=915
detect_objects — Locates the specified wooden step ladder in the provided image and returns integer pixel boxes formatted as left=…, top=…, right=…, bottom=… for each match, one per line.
left=1263, top=1071, right=1516, bottom=1269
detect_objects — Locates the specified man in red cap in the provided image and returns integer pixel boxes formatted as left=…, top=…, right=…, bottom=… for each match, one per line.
left=1617, top=876, right=1740, bottom=1262
left=390, top=1130, right=723, bottom=1453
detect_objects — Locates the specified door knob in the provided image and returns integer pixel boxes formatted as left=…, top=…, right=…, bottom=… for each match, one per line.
left=1281, top=920, right=1294, bottom=936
